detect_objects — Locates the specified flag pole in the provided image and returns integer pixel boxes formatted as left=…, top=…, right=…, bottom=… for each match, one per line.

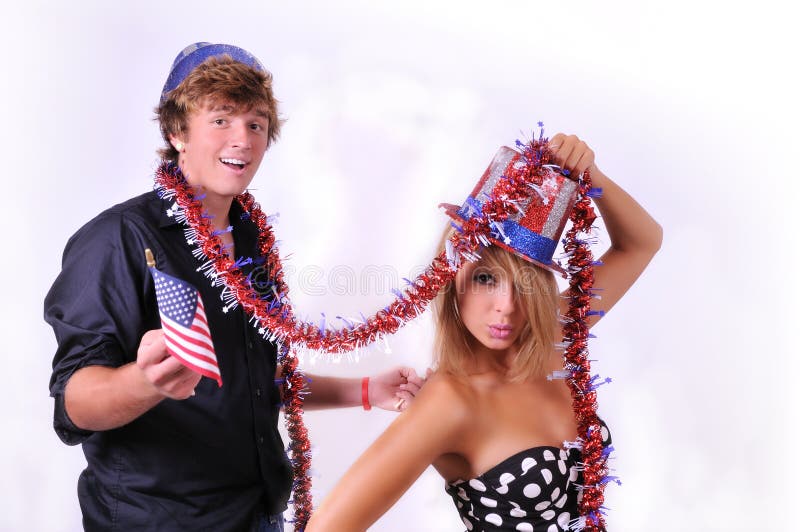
left=145, top=248, right=156, bottom=268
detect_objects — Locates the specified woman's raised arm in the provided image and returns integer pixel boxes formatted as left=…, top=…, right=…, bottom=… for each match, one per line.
left=550, top=133, right=663, bottom=327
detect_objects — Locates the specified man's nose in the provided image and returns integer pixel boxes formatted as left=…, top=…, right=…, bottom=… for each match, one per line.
left=230, top=122, right=251, bottom=148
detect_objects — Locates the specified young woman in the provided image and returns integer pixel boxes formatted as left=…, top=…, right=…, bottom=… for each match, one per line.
left=306, top=133, right=662, bottom=531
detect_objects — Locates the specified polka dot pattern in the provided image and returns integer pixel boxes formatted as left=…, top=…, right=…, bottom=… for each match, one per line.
left=445, top=421, right=611, bottom=531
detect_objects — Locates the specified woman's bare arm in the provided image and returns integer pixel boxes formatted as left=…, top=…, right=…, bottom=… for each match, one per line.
left=306, top=374, right=470, bottom=531
left=550, top=134, right=663, bottom=326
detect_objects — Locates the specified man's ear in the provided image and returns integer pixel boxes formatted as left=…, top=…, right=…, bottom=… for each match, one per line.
left=169, top=135, right=186, bottom=152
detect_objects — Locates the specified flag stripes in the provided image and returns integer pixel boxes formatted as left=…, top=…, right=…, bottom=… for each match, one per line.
left=149, top=266, right=223, bottom=387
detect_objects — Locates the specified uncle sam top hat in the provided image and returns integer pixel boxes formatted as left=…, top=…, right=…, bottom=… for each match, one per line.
left=440, top=145, right=579, bottom=274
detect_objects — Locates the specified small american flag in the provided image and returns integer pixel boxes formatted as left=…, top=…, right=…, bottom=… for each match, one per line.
left=149, top=266, right=222, bottom=387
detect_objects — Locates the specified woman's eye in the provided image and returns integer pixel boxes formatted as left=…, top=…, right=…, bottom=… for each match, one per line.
left=474, top=272, right=494, bottom=284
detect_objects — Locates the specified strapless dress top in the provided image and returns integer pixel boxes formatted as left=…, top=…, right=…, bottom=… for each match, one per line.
left=445, top=422, right=611, bottom=532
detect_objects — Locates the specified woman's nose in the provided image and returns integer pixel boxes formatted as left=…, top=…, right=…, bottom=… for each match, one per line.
left=493, top=282, right=515, bottom=314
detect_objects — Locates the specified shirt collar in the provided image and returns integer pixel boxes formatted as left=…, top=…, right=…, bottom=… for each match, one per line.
left=157, top=194, right=181, bottom=228
left=156, top=193, right=248, bottom=231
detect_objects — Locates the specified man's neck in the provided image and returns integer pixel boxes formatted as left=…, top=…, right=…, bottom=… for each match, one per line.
left=201, top=196, right=236, bottom=257
left=200, top=195, right=233, bottom=232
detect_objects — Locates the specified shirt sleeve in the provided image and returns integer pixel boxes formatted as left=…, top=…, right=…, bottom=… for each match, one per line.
left=44, top=211, right=154, bottom=445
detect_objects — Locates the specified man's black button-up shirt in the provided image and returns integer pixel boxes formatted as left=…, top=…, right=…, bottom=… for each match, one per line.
left=45, top=191, right=292, bottom=531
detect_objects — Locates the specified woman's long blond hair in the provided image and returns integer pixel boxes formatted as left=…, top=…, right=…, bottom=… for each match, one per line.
left=432, top=227, right=560, bottom=381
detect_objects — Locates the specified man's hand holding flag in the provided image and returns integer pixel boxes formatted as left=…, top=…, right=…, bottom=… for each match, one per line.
left=145, top=248, right=223, bottom=387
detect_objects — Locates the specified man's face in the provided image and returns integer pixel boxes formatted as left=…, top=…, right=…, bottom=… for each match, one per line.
left=175, top=101, right=270, bottom=204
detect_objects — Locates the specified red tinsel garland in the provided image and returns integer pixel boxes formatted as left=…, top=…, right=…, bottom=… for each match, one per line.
left=562, top=170, right=609, bottom=531
left=153, top=133, right=612, bottom=530
left=154, top=141, right=559, bottom=353
left=279, top=344, right=313, bottom=527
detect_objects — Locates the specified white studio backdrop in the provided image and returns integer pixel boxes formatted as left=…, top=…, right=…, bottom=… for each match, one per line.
left=2, top=1, right=797, bottom=531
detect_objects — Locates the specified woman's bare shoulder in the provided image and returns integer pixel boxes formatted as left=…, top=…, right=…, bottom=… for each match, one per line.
left=424, top=371, right=474, bottom=398
left=411, top=371, right=476, bottom=425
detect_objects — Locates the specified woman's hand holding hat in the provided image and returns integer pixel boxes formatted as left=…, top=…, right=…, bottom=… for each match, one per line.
left=548, top=133, right=596, bottom=179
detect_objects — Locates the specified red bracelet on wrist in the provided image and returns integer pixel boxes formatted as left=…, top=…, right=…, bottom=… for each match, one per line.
left=362, top=376, right=371, bottom=411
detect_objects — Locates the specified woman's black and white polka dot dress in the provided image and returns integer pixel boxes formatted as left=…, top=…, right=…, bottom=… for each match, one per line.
left=445, top=423, right=611, bottom=532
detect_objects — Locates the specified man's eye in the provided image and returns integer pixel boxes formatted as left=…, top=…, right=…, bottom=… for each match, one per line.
left=214, top=119, right=226, bottom=125
left=250, top=123, right=262, bottom=131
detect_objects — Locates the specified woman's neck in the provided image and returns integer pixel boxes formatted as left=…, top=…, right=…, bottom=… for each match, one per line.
left=465, top=341, right=566, bottom=381
left=466, top=341, right=516, bottom=375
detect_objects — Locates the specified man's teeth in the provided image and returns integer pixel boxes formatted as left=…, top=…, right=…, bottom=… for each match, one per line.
left=220, top=158, right=246, bottom=165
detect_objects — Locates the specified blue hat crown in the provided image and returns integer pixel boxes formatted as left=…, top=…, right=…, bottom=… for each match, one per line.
left=160, top=42, right=266, bottom=102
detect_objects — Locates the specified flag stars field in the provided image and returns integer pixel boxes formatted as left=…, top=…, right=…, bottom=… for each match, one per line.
left=150, top=268, right=223, bottom=386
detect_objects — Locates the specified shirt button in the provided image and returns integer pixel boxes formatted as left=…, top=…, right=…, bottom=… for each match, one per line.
left=255, top=388, right=262, bottom=398
left=259, top=435, right=265, bottom=444
left=248, top=341, right=254, bottom=349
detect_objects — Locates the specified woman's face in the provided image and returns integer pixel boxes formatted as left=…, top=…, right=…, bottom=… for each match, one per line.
left=454, top=260, right=524, bottom=357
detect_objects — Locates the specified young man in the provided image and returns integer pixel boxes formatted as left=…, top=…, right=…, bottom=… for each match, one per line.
left=45, top=42, right=422, bottom=532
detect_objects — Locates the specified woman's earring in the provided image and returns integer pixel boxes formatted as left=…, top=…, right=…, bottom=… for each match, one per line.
left=175, top=142, right=184, bottom=152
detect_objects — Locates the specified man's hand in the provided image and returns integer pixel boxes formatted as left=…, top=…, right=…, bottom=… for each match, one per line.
left=64, top=329, right=201, bottom=431
left=136, top=329, right=202, bottom=400
left=368, top=366, right=426, bottom=412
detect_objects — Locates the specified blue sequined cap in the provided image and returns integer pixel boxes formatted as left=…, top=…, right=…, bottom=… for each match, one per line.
left=160, top=42, right=267, bottom=102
